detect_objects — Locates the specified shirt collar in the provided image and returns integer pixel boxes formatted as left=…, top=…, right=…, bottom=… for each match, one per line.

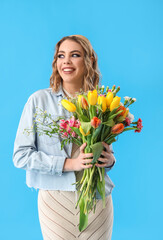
left=55, top=83, right=65, bottom=97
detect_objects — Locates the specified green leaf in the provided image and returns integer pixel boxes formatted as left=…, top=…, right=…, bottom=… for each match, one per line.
left=102, top=119, right=114, bottom=127
left=81, top=122, right=92, bottom=134
left=116, top=116, right=125, bottom=122
left=109, top=110, right=123, bottom=120
left=70, top=127, right=82, bottom=138
left=82, top=95, right=89, bottom=103
left=92, top=124, right=103, bottom=143
left=91, top=142, right=104, bottom=164
left=79, top=198, right=88, bottom=232
left=80, top=115, right=90, bottom=122
left=102, top=126, right=111, bottom=140
left=106, top=137, right=117, bottom=145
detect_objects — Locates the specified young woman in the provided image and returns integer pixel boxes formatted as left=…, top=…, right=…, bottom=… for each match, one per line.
left=13, top=35, right=116, bottom=240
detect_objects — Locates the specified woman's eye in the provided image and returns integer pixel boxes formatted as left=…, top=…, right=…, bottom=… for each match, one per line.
left=72, top=54, right=80, bottom=57
left=57, top=53, right=80, bottom=58
left=57, top=54, right=64, bottom=58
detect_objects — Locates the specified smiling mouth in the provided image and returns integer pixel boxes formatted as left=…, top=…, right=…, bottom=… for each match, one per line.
left=62, top=69, right=75, bottom=74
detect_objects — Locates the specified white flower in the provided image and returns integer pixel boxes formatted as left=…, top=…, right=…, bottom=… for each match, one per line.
left=132, top=98, right=136, bottom=102
left=127, top=112, right=134, bottom=122
left=124, top=96, right=131, bottom=101
left=102, top=85, right=105, bottom=88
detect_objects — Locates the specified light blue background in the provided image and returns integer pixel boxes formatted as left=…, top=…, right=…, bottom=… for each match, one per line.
left=0, top=0, right=162, bottom=239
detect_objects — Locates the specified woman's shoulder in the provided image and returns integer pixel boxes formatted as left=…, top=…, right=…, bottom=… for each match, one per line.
left=26, top=87, right=60, bottom=104
left=28, top=88, right=52, bottom=100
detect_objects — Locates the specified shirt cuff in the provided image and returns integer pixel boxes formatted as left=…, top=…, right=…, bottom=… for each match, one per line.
left=51, top=155, right=67, bottom=176
left=105, top=153, right=116, bottom=172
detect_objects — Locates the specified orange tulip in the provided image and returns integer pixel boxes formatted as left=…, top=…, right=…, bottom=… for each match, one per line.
left=116, top=106, right=126, bottom=118
left=111, top=123, right=124, bottom=134
left=78, top=95, right=88, bottom=109
left=91, top=117, right=101, bottom=129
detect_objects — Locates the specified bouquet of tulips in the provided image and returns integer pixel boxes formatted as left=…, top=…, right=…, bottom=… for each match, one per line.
left=24, top=84, right=143, bottom=231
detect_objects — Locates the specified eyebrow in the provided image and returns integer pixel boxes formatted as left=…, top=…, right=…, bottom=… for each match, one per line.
left=58, top=50, right=82, bottom=54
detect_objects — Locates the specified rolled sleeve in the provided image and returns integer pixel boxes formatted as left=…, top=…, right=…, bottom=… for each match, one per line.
left=51, top=155, right=66, bottom=176
left=105, top=143, right=116, bottom=172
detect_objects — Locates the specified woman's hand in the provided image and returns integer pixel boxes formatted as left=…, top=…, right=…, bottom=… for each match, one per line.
left=95, top=142, right=115, bottom=168
left=63, top=142, right=93, bottom=172
left=73, top=142, right=93, bottom=171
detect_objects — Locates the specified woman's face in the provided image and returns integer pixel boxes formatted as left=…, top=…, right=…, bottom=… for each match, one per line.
left=56, top=39, right=85, bottom=87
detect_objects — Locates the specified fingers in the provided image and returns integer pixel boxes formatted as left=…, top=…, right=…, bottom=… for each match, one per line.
left=83, top=164, right=93, bottom=169
left=95, top=163, right=108, bottom=168
left=82, top=158, right=93, bottom=164
left=82, top=152, right=93, bottom=159
left=97, top=157, right=108, bottom=163
left=102, top=142, right=112, bottom=153
left=80, top=142, right=87, bottom=153
left=101, top=150, right=110, bottom=157
left=95, top=156, right=114, bottom=168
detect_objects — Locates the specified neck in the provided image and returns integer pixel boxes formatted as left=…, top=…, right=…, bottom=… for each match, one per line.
left=62, top=82, right=83, bottom=97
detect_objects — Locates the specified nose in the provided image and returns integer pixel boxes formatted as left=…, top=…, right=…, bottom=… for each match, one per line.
left=63, top=55, right=72, bottom=64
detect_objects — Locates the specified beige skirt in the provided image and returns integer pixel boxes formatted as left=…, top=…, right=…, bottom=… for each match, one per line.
left=38, top=190, right=113, bottom=240
left=37, top=143, right=114, bottom=240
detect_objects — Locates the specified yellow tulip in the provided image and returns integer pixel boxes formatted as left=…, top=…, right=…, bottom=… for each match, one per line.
left=87, top=89, right=98, bottom=105
left=79, top=126, right=90, bottom=136
left=61, top=99, right=76, bottom=112
left=106, top=91, right=113, bottom=107
left=110, top=96, right=121, bottom=111
left=97, top=96, right=107, bottom=112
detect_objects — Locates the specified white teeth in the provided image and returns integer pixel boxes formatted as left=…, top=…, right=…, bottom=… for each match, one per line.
left=63, top=69, right=74, bottom=72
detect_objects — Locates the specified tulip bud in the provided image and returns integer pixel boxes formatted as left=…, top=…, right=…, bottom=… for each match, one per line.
left=61, top=99, right=76, bottom=112
left=88, top=89, right=98, bottom=105
left=91, top=117, right=101, bottom=129
left=112, top=85, right=116, bottom=91
left=101, top=85, right=105, bottom=93
left=116, top=86, right=120, bottom=94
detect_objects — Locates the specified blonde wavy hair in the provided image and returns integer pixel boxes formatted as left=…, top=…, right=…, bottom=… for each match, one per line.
left=49, top=35, right=102, bottom=92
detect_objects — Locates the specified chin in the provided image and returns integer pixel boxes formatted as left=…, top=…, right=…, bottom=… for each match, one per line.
left=62, top=77, right=78, bottom=83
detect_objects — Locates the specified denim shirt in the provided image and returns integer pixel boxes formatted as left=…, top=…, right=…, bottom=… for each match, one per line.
left=12, top=85, right=116, bottom=198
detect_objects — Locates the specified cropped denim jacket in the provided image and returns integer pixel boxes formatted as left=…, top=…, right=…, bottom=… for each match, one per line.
left=13, top=85, right=116, bottom=198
